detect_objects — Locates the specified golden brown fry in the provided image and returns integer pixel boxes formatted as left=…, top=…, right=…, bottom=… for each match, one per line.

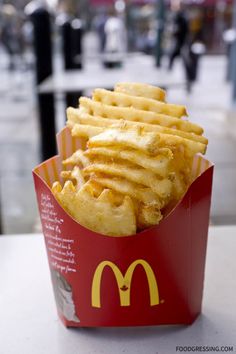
left=60, top=166, right=84, bottom=190
left=71, top=166, right=85, bottom=189
left=93, top=176, right=162, bottom=206
left=68, top=109, right=207, bottom=145
left=71, top=124, right=103, bottom=138
left=83, top=162, right=173, bottom=198
left=84, top=146, right=173, bottom=176
left=52, top=180, right=136, bottom=236
left=115, top=82, right=166, bottom=102
left=156, top=132, right=206, bottom=155
left=53, top=80, right=209, bottom=234
left=87, top=126, right=206, bottom=155
left=66, top=107, right=78, bottom=128
left=87, top=128, right=161, bottom=155
left=79, top=97, right=203, bottom=134
left=92, top=88, right=187, bottom=118
left=137, top=204, right=163, bottom=230
left=61, top=170, right=72, bottom=179
left=62, top=149, right=90, bottom=167
left=52, top=181, right=62, bottom=194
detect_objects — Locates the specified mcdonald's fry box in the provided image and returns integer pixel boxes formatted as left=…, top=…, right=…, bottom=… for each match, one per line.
left=33, top=127, right=214, bottom=328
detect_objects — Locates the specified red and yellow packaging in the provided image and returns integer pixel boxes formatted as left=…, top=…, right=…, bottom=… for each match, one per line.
left=33, top=127, right=213, bottom=327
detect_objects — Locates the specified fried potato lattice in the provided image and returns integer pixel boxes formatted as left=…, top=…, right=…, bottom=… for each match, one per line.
left=51, top=82, right=208, bottom=235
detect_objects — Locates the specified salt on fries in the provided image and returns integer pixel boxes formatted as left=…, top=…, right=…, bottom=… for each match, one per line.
left=51, top=82, right=208, bottom=235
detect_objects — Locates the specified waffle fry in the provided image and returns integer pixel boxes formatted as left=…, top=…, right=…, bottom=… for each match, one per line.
left=137, top=204, right=163, bottom=229
left=61, top=166, right=85, bottom=190
left=63, top=149, right=90, bottom=167
left=83, top=162, right=173, bottom=198
left=93, top=177, right=163, bottom=206
left=61, top=170, right=72, bottom=179
left=87, top=128, right=160, bottom=155
left=93, top=89, right=187, bottom=118
left=51, top=81, right=209, bottom=235
left=72, top=124, right=206, bottom=157
left=114, top=82, right=166, bottom=102
left=84, top=146, right=173, bottom=176
left=67, top=108, right=207, bottom=145
left=71, top=124, right=103, bottom=139
left=74, top=126, right=206, bottom=155
left=52, top=180, right=136, bottom=236
left=78, top=97, right=203, bottom=134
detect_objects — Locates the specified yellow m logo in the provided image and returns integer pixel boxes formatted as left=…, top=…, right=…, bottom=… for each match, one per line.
left=91, top=259, right=159, bottom=308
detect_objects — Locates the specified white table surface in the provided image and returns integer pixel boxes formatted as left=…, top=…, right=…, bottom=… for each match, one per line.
left=0, top=226, right=236, bottom=354
left=39, top=55, right=184, bottom=94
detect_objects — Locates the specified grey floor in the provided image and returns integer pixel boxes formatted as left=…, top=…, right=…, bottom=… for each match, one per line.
left=0, top=50, right=236, bottom=234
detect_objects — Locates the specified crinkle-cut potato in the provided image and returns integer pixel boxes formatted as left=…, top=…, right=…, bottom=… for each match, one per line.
left=84, top=146, right=173, bottom=176
left=137, top=204, right=163, bottom=229
left=67, top=108, right=207, bottom=145
left=93, top=88, right=187, bottom=118
left=72, top=124, right=103, bottom=138
left=63, top=149, right=90, bottom=167
left=114, top=82, right=166, bottom=102
left=51, top=81, right=209, bottom=236
left=52, top=180, right=136, bottom=236
left=83, top=126, right=206, bottom=156
left=93, top=176, right=163, bottom=206
left=78, top=97, right=203, bottom=134
left=88, top=128, right=161, bottom=155
left=61, top=166, right=85, bottom=190
left=83, top=162, right=173, bottom=198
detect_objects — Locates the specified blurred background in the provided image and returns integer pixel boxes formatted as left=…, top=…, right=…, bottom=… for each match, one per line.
left=0, top=0, right=236, bottom=234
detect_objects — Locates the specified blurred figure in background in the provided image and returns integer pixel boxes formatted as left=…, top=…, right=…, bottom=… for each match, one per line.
left=168, top=5, right=189, bottom=70
left=0, top=4, right=21, bottom=70
left=168, top=2, right=205, bottom=92
left=92, top=9, right=107, bottom=53
left=103, top=6, right=127, bottom=67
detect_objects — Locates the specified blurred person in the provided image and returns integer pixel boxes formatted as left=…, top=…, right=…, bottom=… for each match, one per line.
left=168, top=3, right=205, bottom=92
left=0, top=4, right=25, bottom=70
left=92, top=10, right=107, bottom=52
left=182, top=39, right=205, bottom=92
left=168, top=6, right=189, bottom=70
left=103, top=6, right=127, bottom=67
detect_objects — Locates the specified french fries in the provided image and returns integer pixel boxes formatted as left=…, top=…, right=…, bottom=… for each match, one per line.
left=52, top=180, right=136, bottom=236
left=137, top=204, right=163, bottom=229
left=61, top=166, right=85, bottom=190
left=51, top=82, right=209, bottom=236
left=114, top=82, right=166, bottom=102
left=68, top=108, right=207, bottom=145
left=93, top=89, right=187, bottom=118
left=72, top=124, right=206, bottom=155
left=62, top=149, right=90, bottom=167
left=93, top=177, right=163, bottom=206
left=87, top=128, right=161, bottom=155
left=78, top=97, right=203, bottom=134
left=84, top=146, right=173, bottom=175
left=83, top=161, right=173, bottom=198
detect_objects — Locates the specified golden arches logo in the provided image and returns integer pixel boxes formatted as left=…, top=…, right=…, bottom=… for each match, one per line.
left=91, top=259, right=159, bottom=308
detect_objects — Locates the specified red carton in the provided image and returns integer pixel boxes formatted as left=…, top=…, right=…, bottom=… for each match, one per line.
left=33, top=127, right=213, bottom=327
